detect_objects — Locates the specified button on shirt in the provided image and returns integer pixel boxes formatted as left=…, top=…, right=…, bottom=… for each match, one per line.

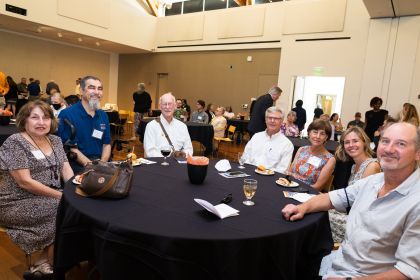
left=57, top=102, right=111, bottom=158
left=242, top=130, right=294, bottom=173
left=144, top=115, right=193, bottom=158
left=326, top=169, right=420, bottom=279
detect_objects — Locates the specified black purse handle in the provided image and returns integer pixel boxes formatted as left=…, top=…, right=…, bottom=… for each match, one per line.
left=156, top=118, right=175, bottom=151
left=344, top=187, right=351, bottom=214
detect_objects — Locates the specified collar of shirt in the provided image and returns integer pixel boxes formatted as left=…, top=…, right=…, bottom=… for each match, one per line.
left=391, top=168, right=420, bottom=196
left=264, top=129, right=282, bottom=140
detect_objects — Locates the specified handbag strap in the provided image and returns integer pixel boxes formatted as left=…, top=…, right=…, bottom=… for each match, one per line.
left=156, top=118, right=175, bottom=150
left=344, top=187, right=351, bottom=214
left=76, top=166, right=121, bottom=197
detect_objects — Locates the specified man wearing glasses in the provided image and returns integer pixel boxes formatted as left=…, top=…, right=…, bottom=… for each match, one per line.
left=144, top=93, right=193, bottom=158
left=241, top=107, right=293, bottom=173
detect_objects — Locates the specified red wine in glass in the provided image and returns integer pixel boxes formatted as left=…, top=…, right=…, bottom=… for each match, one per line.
left=161, top=148, right=171, bottom=166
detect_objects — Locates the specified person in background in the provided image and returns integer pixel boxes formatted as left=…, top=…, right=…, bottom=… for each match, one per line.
left=330, top=113, right=343, bottom=141
left=50, top=92, right=67, bottom=118
left=287, top=119, right=336, bottom=191
left=242, top=107, right=294, bottom=173
left=144, top=93, right=193, bottom=157
left=64, top=95, right=80, bottom=107
left=248, top=86, right=282, bottom=138
left=191, top=99, right=209, bottom=123
left=249, top=97, right=257, bottom=116
left=74, top=78, right=81, bottom=95
left=347, top=112, right=365, bottom=129
left=5, top=76, right=18, bottom=117
left=398, top=102, right=419, bottom=127
left=223, top=106, right=235, bottom=119
left=45, top=80, right=60, bottom=96
left=282, top=122, right=420, bottom=280
left=292, top=99, right=307, bottom=132
left=313, top=104, right=324, bottom=120
left=329, top=126, right=381, bottom=243
left=28, top=78, right=41, bottom=101
left=0, top=71, right=9, bottom=108
left=16, top=77, right=28, bottom=115
left=319, top=113, right=330, bottom=121
left=364, top=96, right=388, bottom=141
left=372, top=116, right=397, bottom=152
left=0, top=100, right=74, bottom=279
left=280, top=111, right=300, bottom=137
left=57, top=76, right=111, bottom=174
left=211, top=106, right=227, bottom=138
left=205, top=103, right=215, bottom=124
left=174, top=98, right=187, bottom=121
left=181, top=99, right=191, bottom=121
left=133, top=82, right=152, bottom=140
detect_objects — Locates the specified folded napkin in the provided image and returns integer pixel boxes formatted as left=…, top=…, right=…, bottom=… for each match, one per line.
left=215, top=159, right=231, bottom=172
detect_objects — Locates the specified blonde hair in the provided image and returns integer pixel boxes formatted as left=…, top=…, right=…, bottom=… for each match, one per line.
left=335, top=126, right=373, bottom=161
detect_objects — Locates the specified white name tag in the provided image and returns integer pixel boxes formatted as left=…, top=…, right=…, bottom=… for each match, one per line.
left=32, top=150, right=46, bottom=160
left=92, top=129, right=104, bottom=139
left=307, top=156, right=322, bottom=168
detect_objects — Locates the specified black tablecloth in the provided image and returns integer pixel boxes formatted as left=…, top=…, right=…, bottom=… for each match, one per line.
left=227, top=119, right=249, bottom=143
left=138, top=119, right=214, bottom=155
left=105, top=110, right=119, bottom=123
left=54, top=161, right=333, bottom=280
left=287, top=137, right=339, bottom=159
left=0, top=124, right=18, bottom=146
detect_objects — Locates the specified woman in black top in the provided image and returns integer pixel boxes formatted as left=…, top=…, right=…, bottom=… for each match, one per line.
left=5, top=76, right=18, bottom=117
left=364, top=97, right=388, bottom=141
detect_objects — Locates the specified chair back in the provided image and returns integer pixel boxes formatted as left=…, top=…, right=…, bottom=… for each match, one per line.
left=227, top=125, right=236, bottom=139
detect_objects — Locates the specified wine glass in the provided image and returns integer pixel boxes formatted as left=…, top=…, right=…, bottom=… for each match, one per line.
left=238, top=152, right=245, bottom=169
left=243, top=179, right=257, bottom=206
left=160, top=145, right=172, bottom=166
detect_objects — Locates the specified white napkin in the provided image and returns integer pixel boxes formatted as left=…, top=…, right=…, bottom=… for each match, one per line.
left=215, top=159, right=231, bottom=172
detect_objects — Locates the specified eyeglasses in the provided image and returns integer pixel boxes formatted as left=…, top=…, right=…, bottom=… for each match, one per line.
left=161, top=102, right=174, bottom=107
left=266, top=117, right=282, bottom=121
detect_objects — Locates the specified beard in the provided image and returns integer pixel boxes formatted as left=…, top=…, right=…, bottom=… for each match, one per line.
left=89, top=99, right=101, bottom=111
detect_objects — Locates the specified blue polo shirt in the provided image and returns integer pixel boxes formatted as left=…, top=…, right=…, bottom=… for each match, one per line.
left=57, top=101, right=111, bottom=158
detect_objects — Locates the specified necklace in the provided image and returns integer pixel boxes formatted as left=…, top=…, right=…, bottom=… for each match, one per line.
left=26, top=133, right=59, bottom=182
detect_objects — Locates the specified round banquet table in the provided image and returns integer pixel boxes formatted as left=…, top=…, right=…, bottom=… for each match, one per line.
left=54, top=160, right=333, bottom=280
left=0, top=124, right=18, bottom=146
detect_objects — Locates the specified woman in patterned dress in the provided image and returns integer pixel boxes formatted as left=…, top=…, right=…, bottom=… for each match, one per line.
left=329, top=126, right=381, bottom=243
left=0, top=100, right=74, bottom=278
left=280, top=111, right=300, bottom=137
left=288, top=119, right=336, bottom=191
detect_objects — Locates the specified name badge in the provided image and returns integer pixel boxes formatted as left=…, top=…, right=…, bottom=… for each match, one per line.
left=32, top=150, right=46, bottom=160
left=307, top=156, right=322, bottom=168
left=92, top=129, right=104, bottom=139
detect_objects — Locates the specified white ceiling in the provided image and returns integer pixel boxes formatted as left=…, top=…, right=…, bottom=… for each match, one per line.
left=0, top=14, right=149, bottom=54
left=363, top=0, right=420, bottom=18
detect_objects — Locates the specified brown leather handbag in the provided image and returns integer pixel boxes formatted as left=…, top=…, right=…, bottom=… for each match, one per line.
left=75, top=160, right=133, bottom=199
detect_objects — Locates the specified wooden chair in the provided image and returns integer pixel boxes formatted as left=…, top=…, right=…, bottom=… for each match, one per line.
left=0, top=225, right=32, bottom=269
left=213, top=125, right=236, bottom=157
left=119, top=110, right=135, bottom=137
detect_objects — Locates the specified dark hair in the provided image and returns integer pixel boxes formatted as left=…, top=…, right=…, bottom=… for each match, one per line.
left=64, top=94, right=80, bottom=106
left=370, top=97, right=383, bottom=107
left=80, top=76, right=102, bottom=91
left=197, top=99, right=205, bottom=108
left=307, top=119, right=332, bottom=140
left=330, top=113, right=338, bottom=121
left=16, top=100, right=58, bottom=134
left=206, top=103, right=213, bottom=111
left=6, top=76, right=17, bottom=87
left=295, top=100, right=303, bottom=107
left=355, top=112, right=361, bottom=117
left=335, top=126, right=373, bottom=161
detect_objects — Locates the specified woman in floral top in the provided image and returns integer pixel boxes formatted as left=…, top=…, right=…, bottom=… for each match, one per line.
left=288, top=119, right=336, bottom=191
left=280, top=111, right=300, bottom=137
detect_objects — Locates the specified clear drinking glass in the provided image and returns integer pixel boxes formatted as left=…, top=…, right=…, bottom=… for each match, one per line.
left=160, top=146, right=172, bottom=166
left=243, top=179, right=257, bottom=206
left=238, top=152, right=245, bottom=169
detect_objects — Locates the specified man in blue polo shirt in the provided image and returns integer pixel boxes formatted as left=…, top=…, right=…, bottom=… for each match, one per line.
left=57, top=76, right=111, bottom=173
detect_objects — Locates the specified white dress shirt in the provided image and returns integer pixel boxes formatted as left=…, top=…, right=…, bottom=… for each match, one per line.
left=144, top=115, right=193, bottom=158
left=242, top=130, right=294, bottom=173
left=324, top=169, right=420, bottom=279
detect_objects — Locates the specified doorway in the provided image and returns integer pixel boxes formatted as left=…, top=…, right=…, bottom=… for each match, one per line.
left=291, top=76, right=345, bottom=134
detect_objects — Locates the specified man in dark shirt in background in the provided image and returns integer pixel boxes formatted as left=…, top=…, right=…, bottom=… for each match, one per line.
left=291, top=99, right=307, bottom=132
left=247, top=86, right=282, bottom=138
left=347, top=112, right=365, bottom=129
left=133, top=83, right=152, bottom=140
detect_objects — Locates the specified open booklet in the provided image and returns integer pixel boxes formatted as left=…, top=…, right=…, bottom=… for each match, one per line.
left=194, top=198, right=240, bottom=219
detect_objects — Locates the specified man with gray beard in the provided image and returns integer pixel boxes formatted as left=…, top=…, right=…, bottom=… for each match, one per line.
left=57, top=76, right=111, bottom=173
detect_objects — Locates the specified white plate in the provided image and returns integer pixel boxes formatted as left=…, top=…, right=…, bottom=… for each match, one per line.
left=72, top=175, right=82, bottom=185
left=254, top=169, right=275, bottom=176
left=276, top=179, right=299, bottom=188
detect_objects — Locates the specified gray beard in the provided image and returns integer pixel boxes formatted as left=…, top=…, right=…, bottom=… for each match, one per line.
left=89, top=99, right=100, bottom=111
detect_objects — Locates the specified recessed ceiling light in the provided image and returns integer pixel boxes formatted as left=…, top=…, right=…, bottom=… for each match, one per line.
left=57, top=32, right=63, bottom=38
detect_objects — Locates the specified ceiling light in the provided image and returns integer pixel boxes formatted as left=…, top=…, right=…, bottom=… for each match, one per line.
left=57, top=32, right=63, bottom=38
left=95, top=42, right=101, bottom=47
left=78, top=37, right=83, bottom=42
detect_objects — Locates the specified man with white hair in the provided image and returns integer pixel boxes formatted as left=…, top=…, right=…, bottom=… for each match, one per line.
left=50, top=92, right=66, bottom=118
left=282, top=122, right=420, bottom=279
left=57, top=76, right=111, bottom=173
left=242, top=106, right=293, bottom=173
left=132, top=82, right=152, bottom=140
left=144, top=93, right=193, bottom=158
left=248, top=86, right=282, bottom=137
